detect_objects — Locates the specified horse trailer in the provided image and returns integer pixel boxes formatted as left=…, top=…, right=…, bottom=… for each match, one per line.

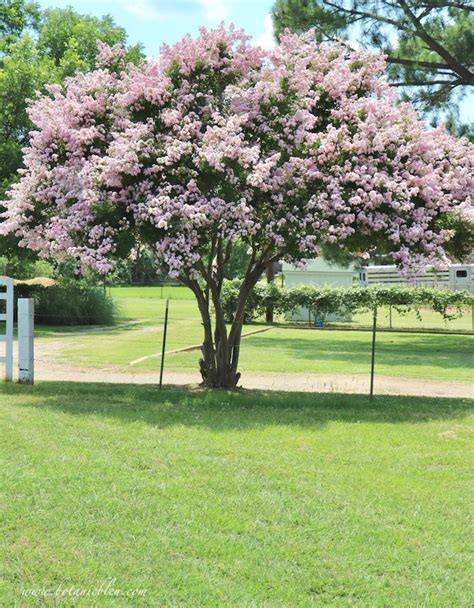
left=358, top=264, right=474, bottom=292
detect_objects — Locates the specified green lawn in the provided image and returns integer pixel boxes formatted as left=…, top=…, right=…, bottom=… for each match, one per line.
left=1, top=382, right=472, bottom=606
left=110, top=284, right=195, bottom=302
left=167, top=327, right=474, bottom=382
left=349, top=305, right=473, bottom=332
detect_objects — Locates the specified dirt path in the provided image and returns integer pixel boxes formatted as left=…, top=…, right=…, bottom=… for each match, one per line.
left=24, top=360, right=474, bottom=398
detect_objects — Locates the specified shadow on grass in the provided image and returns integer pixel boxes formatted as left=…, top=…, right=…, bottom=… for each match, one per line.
left=1, top=381, right=472, bottom=431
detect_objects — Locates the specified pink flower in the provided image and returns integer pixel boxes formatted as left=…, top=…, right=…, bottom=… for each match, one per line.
left=1, top=26, right=472, bottom=279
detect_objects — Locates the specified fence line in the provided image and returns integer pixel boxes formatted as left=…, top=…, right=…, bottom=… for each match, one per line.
left=21, top=293, right=473, bottom=399
left=30, top=307, right=474, bottom=333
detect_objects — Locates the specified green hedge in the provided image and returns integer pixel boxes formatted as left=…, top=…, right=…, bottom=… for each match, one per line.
left=222, top=279, right=474, bottom=323
left=14, top=283, right=116, bottom=326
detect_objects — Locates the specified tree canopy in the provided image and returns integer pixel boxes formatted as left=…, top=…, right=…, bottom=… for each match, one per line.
left=272, top=1, right=474, bottom=134
left=0, top=0, right=39, bottom=47
left=1, top=26, right=473, bottom=387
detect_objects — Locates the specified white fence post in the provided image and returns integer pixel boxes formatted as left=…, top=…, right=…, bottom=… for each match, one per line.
left=18, top=298, right=34, bottom=384
left=0, top=277, right=14, bottom=381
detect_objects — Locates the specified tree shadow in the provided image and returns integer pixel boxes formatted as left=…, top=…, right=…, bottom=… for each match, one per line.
left=2, top=381, right=472, bottom=432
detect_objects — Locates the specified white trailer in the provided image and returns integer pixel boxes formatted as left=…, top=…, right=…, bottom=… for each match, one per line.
left=359, top=264, right=474, bottom=292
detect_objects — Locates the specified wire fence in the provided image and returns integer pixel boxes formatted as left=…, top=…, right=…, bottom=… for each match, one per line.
left=318, top=305, right=474, bottom=333
left=12, top=292, right=470, bottom=400
left=2, top=284, right=472, bottom=397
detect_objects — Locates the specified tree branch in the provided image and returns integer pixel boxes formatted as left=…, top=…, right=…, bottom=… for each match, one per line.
left=386, top=56, right=451, bottom=71
left=322, top=0, right=410, bottom=32
left=397, top=0, right=474, bottom=84
left=389, top=79, right=460, bottom=86
left=417, top=2, right=473, bottom=10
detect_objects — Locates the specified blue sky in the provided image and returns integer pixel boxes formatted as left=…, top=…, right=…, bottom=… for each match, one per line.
left=36, top=0, right=277, bottom=55
left=36, top=0, right=472, bottom=122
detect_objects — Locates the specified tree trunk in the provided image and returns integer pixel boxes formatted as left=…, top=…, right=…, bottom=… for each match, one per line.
left=184, top=253, right=270, bottom=389
left=197, top=271, right=262, bottom=389
left=198, top=305, right=243, bottom=389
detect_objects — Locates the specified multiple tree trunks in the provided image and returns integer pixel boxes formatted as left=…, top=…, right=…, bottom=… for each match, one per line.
left=182, top=252, right=275, bottom=389
left=196, top=292, right=245, bottom=389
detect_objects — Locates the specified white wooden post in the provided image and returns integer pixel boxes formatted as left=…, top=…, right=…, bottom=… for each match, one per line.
left=0, top=277, right=14, bottom=381
left=18, top=298, right=34, bottom=384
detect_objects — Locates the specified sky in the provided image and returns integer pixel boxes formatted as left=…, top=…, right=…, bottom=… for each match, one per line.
left=36, top=0, right=472, bottom=122
left=36, top=0, right=277, bottom=55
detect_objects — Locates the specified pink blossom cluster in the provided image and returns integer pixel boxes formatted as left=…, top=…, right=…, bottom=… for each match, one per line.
left=1, top=25, right=473, bottom=277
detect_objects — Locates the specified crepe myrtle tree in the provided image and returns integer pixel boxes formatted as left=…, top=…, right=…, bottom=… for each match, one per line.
left=1, top=27, right=473, bottom=388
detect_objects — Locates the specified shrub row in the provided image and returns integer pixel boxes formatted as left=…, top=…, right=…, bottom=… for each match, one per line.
left=221, top=279, right=474, bottom=323
left=14, top=282, right=116, bottom=326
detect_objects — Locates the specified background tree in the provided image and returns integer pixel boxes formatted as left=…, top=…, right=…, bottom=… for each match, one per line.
left=1, top=27, right=472, bottom=388
left=0, top=0, right=39, bottom=47
left=224, top=241, right=252, bottom=280
left=272, top=1, right=474, bottom=135
left=0, top=1, right=143, bottom=197
left=0, top=1, right=143, bottom=275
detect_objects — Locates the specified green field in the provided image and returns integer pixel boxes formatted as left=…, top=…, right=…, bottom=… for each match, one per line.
left=350, top=305, right=473, bottom=332
left=1, top=382, right=472, bottom=606
left=111, top=284, right=195, bottom=302
left=172, top=326, right=474, bottom=382
left=34, top=287, right=474, bottom=385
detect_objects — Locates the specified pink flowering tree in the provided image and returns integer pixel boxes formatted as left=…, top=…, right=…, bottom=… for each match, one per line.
left=1, top=27, right=473, bottom=388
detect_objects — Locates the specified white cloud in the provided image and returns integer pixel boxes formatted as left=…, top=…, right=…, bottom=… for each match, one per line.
left=255, top=14, right=275, bottom=50
left=123, top=0, right=163, bottom=21
left=97, top=0, right=163, bottom=22
left=200, top=0, right=230, bottom=22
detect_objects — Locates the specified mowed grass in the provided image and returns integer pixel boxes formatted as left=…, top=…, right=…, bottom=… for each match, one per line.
left=350, top=305, right=473, bottom=332
left=34, top=286, right=474, bottom=384
left=1, top=382, right=473, bottom=606
left=111, top=284, right=195, bottom=301
left=166, top=327, right=474, bottom=382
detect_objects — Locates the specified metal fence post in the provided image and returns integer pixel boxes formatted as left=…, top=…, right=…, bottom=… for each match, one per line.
left=369, top=303, right=377, bottom=401
left=159, top=299, right=169, bottom=390
left=18, top=298, right=34, bottom=384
